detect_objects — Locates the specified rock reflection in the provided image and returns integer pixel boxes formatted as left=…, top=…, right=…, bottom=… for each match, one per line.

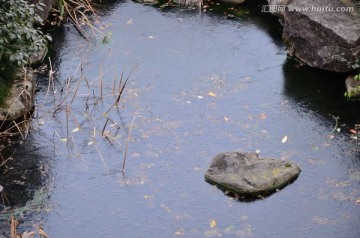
left=282, top=58, right=360, bottom=126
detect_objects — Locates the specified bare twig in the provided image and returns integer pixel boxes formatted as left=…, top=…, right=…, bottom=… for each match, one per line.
left=122, top=115, right=136, bottom=173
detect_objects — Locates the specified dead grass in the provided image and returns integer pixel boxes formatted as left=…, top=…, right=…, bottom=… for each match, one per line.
left=54, top=0, right=106, bottom=40
left=38, top=56, right=134, bottom=173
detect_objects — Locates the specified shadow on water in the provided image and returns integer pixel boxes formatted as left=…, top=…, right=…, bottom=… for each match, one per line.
left=206, top=174, right=301, bottom=202
left=0, top=139, right=53, bottom=235
left=283, top=58, right=360, bottom=127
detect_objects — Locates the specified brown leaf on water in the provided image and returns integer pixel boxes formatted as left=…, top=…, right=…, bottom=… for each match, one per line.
left=259, top=113, right=267, bottom=120
left=350, top=129, right=357, bottom=134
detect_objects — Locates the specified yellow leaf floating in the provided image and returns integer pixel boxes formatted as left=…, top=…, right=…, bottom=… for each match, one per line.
left=71, top=127, right=80, bottom=133
left=282, top=135, right=288, bottom=143
left=208, top=92, right=217, bottom=97
left=209, top=219, right=217, bottom=228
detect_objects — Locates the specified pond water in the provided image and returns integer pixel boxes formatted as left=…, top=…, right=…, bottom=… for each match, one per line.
left=1, top=1, right=360, bottom=237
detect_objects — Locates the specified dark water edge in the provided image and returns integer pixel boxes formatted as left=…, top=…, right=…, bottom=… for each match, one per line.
left=1, top=0, right=360, bottom=237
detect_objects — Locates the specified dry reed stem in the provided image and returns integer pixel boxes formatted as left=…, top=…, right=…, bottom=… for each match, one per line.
left=101, top=117, right=109, bottom=135
left=66, top=102, right=69, bottom=141
left=45, top=57, right=54, bottom=102
left=122, top=115, right=136, bottom=173
left=0, top=71, right=30, bottom=129
left=61, top=0, right=107, bottom=40
left=112, top=73, right=117, bottom=94
left=100, top=64, right=103, bottom=99
left=69, top=73, right=84, bottom=104
left=1, top=189, right=10, bottom=207
left=0, top=117, right=30, bottom=138
left=38, top=226, right=50, bottom=238
left=12, top=121, right=25, bottom=139
left=10, top=216, right=17, bottom=238
left=69, top=109, right=81, bottom=129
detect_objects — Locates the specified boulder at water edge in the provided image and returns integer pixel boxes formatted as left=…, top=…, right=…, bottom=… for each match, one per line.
left=279, top=0, right=360, bottom=72
left=205, top=152, right=301, bottom=196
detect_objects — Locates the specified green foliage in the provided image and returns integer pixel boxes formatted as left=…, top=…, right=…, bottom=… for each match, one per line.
left=0, top=0, right=51, bottom=106
left=344, top=58, right=360, bottom=99
left=0, top=0, right=51, bottom=68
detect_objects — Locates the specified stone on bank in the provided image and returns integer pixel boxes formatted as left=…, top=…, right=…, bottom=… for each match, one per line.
left=0, top=69, right=36, bottom=122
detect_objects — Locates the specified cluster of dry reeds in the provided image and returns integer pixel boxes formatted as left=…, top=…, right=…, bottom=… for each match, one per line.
left=10, top=216, right=49, bottom=238
left=41, top=58, right=134, bottom=173
left=54, top=0, right=105, bottom=40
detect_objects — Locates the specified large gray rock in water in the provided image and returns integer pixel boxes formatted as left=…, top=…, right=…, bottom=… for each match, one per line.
left=277, top=0, right=360, bottom=72
left=205, top=152, right=301, bottom=195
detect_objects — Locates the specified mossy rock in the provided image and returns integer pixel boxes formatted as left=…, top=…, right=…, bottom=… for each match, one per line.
left=0, top=68, right=35, bottom=123
left=205, top=152, right=301, bottom=196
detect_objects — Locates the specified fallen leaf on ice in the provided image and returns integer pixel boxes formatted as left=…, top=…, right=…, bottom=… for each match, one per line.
left=208, top=92, right=217, bottom=97
left=210, top=219, right=217, bottom=228
left=260, top=113, right=267, bottom=120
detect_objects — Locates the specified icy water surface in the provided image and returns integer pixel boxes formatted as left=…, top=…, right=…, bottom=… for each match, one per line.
left=1, top=1, right=360, bottom=237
